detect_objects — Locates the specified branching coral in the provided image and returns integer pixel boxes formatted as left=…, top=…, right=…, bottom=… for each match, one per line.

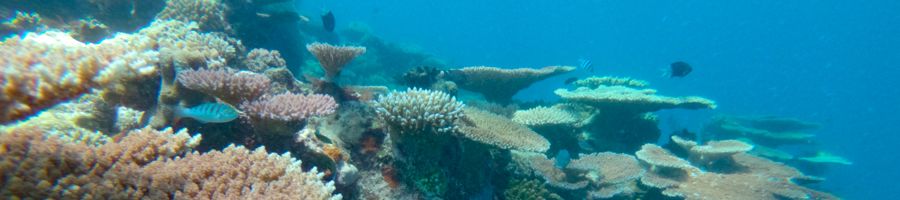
left=446, top=65, right=575, bottom=103
left=0, top=126, right=341, bottom=199
left=372, top=88, right=464, bottom=134
left=177, top=68, right=272, bottom=105
left=244, top=48, right=287, bottom=72
left=457, top=108, right=551, bottom=153
left=306, top=42, right=367, bottom=81
left=156, top=0, right=230, bottom=32
left=240, top=92, right=339, bottom=122
left=0, top=31, right=158, bottom=124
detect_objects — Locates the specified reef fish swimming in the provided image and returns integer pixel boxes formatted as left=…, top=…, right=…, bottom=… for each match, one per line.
left=668, top=61, right=693, bottom=78
left=578, top=58, right=594, bottom=72
left=554, top=149, right=571, bottom=169
left=175, top=102, right=240, bottom=123
left=322, top=11, right=335, bottom=32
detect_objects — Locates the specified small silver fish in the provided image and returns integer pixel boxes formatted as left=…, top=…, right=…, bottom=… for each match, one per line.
left=175, top=103, right=240, bottom=123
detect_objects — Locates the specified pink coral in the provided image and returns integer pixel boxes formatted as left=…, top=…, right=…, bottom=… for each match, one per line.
left=177, top=68, right=271, bottom=104
left=240, top=92, right=339, bottom=122
left=306, top=42, right=366, bottom=81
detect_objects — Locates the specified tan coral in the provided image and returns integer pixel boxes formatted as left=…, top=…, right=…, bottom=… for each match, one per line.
left=0, top=31, right=158, bottom=124
left=306, top=42, right=367, bottom=81
left=177, top=68, right=272, bottom=105
left=568, top=152, right=645, bottom=185
left=156, top=0, right=230, bottom=31
left=0, top=126, right=341, bottom=199
left=244, top=48, right=287, bottom=72
left=458, top=108, right=551, bottom=153
left=555, top=85, right=716, bottom=113
left=0, top=94, right=112, bottom=146
left=446, top=65, right=575, bottom=103
left=572, top=76, right=649, bottom=88
left=512, top=106, right=580, bottom=128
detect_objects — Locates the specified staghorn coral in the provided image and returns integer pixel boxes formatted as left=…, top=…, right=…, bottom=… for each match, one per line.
left=0, top=94, right=112, bottom=146
left=156, top=0, right=230, bottom=32
left=446, top=65, right=575, bottom=103
left=512, top=106, right=580, bottom=128
left=0, top=126, right=342, bottom=199
left=177, top=68, right=272, bottom=105
left=0, top=30, right=158, bottom=124
left=240, top=92, right=339, bottom=122
left=306, top=42, right=367, bottom=82
left=555, top=85, right=717, bottom=113
left=457, top=107, right=551, bottom=153
left=244, top=48, right=288, bottom=72
left=572, top=76, right=649, bottom=88
left=372, top=88, right=465, bottom=134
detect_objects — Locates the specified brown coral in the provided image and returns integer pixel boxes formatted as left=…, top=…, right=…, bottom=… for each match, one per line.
left=306, top=42, right=367, bottom=81
left=0, top=126, right=341, bottom=199
left=156, top=0, right=230, bottom=32
left=446, top=65, right=575, bottom=103
left=0, top=31, right=158, bottom=124
left=457, top=108, right=551, bottom=153
left=244, top=48, right=287, bottom=72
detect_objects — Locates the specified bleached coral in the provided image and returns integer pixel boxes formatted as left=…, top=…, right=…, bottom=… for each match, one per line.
left=458, top=108, right=551, bottom=153
left=446, top=65, right=575, bottom=103
left=372, top=88, right=465, bottom=134
left=0, top=94, right=112, bottom=146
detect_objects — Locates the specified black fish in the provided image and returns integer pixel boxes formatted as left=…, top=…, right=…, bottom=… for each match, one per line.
left=321, top=11, right=335, bottom=32
left=669, top=61, right=692, bottom=78
left=564, top=77, right=579, bottom=85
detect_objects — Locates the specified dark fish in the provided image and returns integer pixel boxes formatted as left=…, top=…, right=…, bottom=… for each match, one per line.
left=554, top=149, right=571, bottom=169
left=669, top=61, right=692, bottom=78
left=578, top=58, right=594, bottom=72
left=321, top=11, right=335, bottom=32
left=564, top=77, right=579, bottom=85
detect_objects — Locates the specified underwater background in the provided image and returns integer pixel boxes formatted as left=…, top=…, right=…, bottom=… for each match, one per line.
left=317, top=0, right=900, bottom=199
left=1, top=0, right=897, bottom=199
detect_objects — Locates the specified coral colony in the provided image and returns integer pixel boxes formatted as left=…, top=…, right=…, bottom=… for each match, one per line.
left=0, top=1, right=844, bottom=199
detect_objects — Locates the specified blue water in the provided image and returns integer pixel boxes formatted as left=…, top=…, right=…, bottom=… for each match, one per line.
left=304, top=0, right=900, bottom=198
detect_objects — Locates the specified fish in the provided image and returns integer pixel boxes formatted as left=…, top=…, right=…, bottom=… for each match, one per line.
left=668, top=61, right=693, bottom=78
left=256, top=11, right=303, bottom=23
left=563, top=77, right=579, bottom=85
left=553, top=149, right=571, bottom=169
left=174, top=102, right=240, bottom=123
left=321, top=11, right=335, bottom=32
left=578, top=58, right=594, bottom=72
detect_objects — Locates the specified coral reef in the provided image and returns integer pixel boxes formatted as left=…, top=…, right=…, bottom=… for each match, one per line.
left=572, top=76, right=649, bottom=88
left=177, top=68, right=272, bottom=105
left=240, top=92, right=339, bottom=122
left=244, top=48, right=288, bottom=72
left=512, top=106, right=580, bottom=128
left=0, top=127, right=341, bottom=199
left=372, top=88, right=465, bottom=134
left=306, top=42, right=367, bottom=82
left=637, top=143, right=837, bottom=200
left=156, top=0, right=230, bottom=32
left=457, top=107, right=551, bottom=153
left=446, top=65, right=575, bottom=103
left=0, top=30, right=158, bottom=123
left=554, top=85, right=717, bottom=113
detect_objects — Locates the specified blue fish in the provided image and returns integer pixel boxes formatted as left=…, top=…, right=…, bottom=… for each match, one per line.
left=554, top=149, right=571, bottom=169
left=578, top=58, right=594, bottom=73
left=175, top=103, right=240, bottom=123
